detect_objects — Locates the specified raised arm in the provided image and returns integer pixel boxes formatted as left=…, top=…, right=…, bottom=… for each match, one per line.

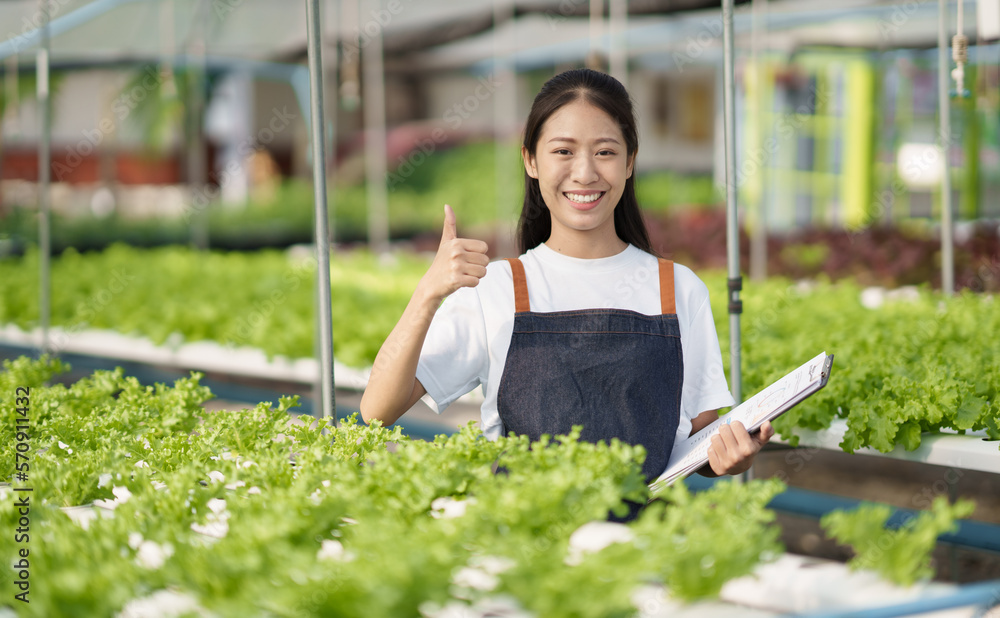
left=360, top=205, right=489, bottom=426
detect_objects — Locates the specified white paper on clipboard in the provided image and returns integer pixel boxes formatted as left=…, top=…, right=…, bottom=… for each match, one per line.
left=649, top=351, right=834, bottom=493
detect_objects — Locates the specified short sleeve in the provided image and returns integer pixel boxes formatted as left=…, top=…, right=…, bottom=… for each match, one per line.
left=415, top=286, right=490, bottom=414
left=675, top=279, right=735, bottom=442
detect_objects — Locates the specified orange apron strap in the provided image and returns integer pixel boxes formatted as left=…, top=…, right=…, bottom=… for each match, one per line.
left=506, top=258, right=531, bottom=313
left=658, top=258, right=676, bottom=315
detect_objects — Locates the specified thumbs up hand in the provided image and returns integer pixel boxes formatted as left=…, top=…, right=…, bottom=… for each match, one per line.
left=420, top=204, right=490, bottom=303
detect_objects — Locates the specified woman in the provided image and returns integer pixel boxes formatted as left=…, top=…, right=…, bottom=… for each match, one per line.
left=361, top=68, right=772, bottom=484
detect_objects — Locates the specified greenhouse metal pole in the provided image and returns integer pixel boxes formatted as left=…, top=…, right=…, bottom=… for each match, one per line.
left=361, top=0, right=389, bottom=255
left=749, top=0, right=767, bottom=282
left=938, top=0, right=955, bottom=296
left=722, top=0, right=743, bottom=406
left=38, top=0, right=51, bottom=355
left=588, top=0, right=603, bottom=69
left=187, top=0, right=209, bottom=250
left=609, top=0, right=627, bottom=88
left=306, top=0, right=336, bottom=420
left=493, top=0, right=516, bottom=257
left=323, top=0, right=338, bottom=245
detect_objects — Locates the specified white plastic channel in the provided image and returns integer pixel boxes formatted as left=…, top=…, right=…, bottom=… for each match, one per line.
left=776, top=418, right=999, bottom=476
left=0, top=325, right=485, bottom=404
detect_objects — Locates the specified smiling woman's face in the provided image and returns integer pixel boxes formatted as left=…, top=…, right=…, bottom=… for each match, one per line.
left=522, top=98, right=635, bottom=256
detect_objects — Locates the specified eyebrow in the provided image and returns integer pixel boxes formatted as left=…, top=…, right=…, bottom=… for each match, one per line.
left=547, top=137, right=622, bottom=145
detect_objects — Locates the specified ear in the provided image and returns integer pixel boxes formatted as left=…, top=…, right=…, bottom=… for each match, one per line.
left=521, top=146, right=538, bottom=179
left=626, top=150, right=636, bottom=180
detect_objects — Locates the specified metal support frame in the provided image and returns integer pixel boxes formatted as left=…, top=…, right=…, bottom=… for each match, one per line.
left=749, top=0, right=768, bottom=282
left=322, top=0, right=338, bottom=245
left=361, top=0, right=389, bottom=255
left=722, top=0, right=742, bottom=406
left=186, top=0, right=208, bottom=250
left=938, top=0, right=955, bottom=296
left=609, top=0, right=627, bottom=88
left=493, top=0, right=517, bottom=257
left=588, top=0, right=604, bottom=69
left=37, top=0, right=51, bottom=356
left=305, top=0, right=336, bottom=420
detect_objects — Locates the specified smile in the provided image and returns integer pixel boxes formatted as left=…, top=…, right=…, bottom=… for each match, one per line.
left=564, top=191, right=605, bottom=205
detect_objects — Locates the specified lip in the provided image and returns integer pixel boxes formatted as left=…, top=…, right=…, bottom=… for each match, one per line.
left=563, top=191, right=606, bottom=211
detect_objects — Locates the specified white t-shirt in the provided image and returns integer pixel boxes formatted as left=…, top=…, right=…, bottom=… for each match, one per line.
left=415, top=243, right=735, bottom=445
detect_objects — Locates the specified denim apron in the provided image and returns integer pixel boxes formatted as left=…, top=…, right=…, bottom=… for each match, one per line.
left=496, top=256, right=683, bottom=485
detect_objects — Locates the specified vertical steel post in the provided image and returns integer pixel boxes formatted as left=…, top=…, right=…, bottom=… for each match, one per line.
left=306, top=0, right=336, bottom=420
left=159, top=0, right=176, bottom=99
left=938, top=0, right=955, bottom=296
left=609, top=0, right=627, bottom=88
left=588, top=0, right=603, bottom=70
left=339, top=0, right=360, bottom=113
left=362, top=0, right=389, bottom=255
left=722, top=0, right=742, bottom=405
left=493, top=0, right=516, bottom=257
left=187, top=0, right=208, bottom=250
left=5, top=55, right=21, bottom=139
left=38, top=0, right=51, bottom=355
left=1, top=56, right=19, bottom=216
left=323, top=0, right=338, bottom=244
left=749, top=0, right=767, bottom=282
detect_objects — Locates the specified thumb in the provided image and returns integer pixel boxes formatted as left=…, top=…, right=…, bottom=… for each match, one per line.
left=441, top=204, right=457, bottom=243
left=755, top=420, right=775, bottom=446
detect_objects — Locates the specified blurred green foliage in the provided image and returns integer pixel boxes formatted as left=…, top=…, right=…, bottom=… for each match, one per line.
left=3, top=244, right=997, bottom=454
left=0, top=245, right=429, bottom=368
left=0, top=141, right=718, bottom=253
left=778, top=243, right=831, bottom=271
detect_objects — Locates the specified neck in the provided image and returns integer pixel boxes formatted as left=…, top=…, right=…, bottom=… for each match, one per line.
left=544, top=229, right=628, bottom=259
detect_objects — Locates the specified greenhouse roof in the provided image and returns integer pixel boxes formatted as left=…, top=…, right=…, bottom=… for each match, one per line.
left=0, top=0, right=990, bottom=74
left=417, top=0, right=987, bottom=74
left=0, top=0, right=730, bottom=67
left=0, top=0, right=312, bottom=65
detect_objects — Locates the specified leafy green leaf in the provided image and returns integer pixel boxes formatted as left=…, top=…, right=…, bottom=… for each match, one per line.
left=896, top=421, right=922, bottom=451
left=821, top=497, right=977, bottom=586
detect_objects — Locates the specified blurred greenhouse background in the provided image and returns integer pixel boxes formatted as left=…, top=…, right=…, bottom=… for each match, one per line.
left=2, top=2, right=1000, bottom=616
left=0, top=0, right=996, bottom=289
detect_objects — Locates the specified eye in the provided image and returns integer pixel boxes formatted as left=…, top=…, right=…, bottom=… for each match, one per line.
left=553, top=148, right=571, bottom=155
left=597, top=149, right=617, bottom=156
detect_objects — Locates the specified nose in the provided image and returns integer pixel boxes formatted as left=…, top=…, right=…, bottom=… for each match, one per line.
left=570, top=154, right=599, bottom=185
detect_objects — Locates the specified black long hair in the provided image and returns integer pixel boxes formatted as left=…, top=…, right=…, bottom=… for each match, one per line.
left=516, top=68, right=654, bottom=256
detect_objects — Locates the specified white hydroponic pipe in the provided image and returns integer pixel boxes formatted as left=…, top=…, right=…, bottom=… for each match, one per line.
left=306, top=0, right=336, bottom=420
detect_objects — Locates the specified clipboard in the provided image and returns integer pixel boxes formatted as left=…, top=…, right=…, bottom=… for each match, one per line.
left=649, top=352, right=835, bottom=493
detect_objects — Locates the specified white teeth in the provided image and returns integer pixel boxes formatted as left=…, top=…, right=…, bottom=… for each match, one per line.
left=565, top=192, right=603, bottom=203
